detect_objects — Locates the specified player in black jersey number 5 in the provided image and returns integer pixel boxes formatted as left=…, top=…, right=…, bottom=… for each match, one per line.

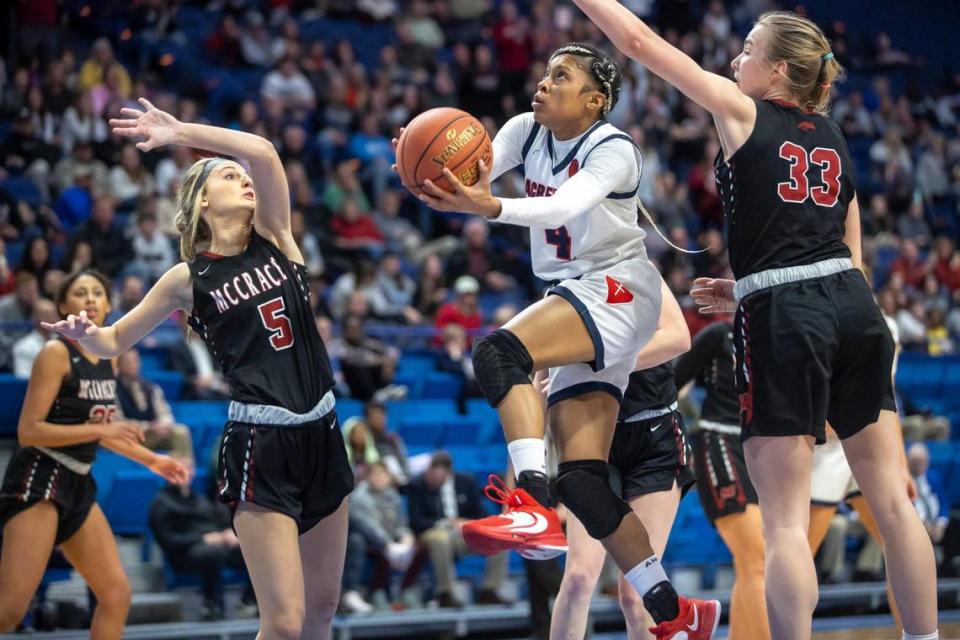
left=574, top=3, right=938, bottom=640
left=43, top=99, right=354, bottom=640
left=0, top=270, right=187, bottom=637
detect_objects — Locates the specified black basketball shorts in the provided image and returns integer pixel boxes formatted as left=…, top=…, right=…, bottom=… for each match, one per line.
left=734, top=269, right=896, bottom=443
left=692, top=429, right=758, bottom=525
left=0, top=449, right=97, bottom=545
left=608, top=410, right=697, bottom=501
left=217, top=410, right=354, bottom=535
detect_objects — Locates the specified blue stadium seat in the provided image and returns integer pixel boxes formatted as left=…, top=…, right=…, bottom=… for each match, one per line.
left=440, top=416, right=489, bottom=447
left=385, top=399, right=458, bottom=423
left=398, top=353, right=437, bottom=374
left=335, top=398, right=364, bottom=421
left=396, top=416, right=446, bottom=448
left=100, top=470, right=164, bottom=535
left=146, top=371, right=185, bottom=402
left=92, top=450, right=140, bottom=498
left=0, top=178, right=41, bottom=208
left=422, top=372, right=464, bottom=400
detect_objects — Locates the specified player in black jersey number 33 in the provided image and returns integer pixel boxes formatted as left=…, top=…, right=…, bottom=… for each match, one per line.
left=43, top=98, right=353, bottom=640
left=574, top=2, right=938, bottom=640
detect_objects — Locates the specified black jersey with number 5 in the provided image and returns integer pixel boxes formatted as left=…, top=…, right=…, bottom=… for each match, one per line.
left=43, top=338, right=117, bottom=464
left=187, top=230, right=333, bottom=414
left=715, top=99, right=857, bottom=280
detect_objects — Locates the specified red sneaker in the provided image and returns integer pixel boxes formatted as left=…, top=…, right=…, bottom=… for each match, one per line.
left=461, top=475, right=568, bottom=559
left=649, top=596, right=721, bottom=640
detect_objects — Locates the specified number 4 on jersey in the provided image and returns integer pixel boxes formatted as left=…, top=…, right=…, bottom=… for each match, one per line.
left=777, top=142, right=841, bottom=207
left=258, top=297, right=294, bottom=351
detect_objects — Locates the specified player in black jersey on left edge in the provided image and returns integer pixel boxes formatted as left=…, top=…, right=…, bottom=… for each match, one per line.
left=0, top=270, right=187, bottom=636
left=43, top=98, right=354, bottom=640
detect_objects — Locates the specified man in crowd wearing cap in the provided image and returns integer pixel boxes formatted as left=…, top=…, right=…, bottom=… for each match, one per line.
left=434, top=275, right=483, bottom=346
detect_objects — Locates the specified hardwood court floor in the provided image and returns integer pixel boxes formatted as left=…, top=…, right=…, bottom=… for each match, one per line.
left=811, top=623, right=960, bottom=639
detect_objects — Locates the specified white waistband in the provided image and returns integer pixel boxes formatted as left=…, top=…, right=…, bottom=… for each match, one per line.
left=733, top=257, right=854, bottom=302
left=228, top=390, right=336, bottom=426
left=624, top=401, right=678, bottom=423
left=36, top=447, right=91, bottom=475
left=698, top=419, right=741, bottom=435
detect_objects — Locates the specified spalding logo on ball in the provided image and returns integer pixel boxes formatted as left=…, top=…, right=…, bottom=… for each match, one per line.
left=396, top=108, right=493, bottom=195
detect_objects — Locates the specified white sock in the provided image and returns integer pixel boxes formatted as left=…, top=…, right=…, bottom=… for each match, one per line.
left=903, top=632, right=939, bottom=640
left=624, top=555, right=669, bottom=597
left=507, top=438, right=546, bottom=477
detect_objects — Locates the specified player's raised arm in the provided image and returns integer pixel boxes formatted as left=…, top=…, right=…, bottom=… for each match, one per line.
left=110, top=98, right=301, bottom=262
left=572, top=0, right=754, bottom=126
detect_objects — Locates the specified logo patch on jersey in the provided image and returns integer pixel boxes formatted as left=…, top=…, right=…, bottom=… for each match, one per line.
left=797, top=121, right=816, bottom=131
left=605, top=276, right=634, bottom=304
left=568, top=159, right=579, bottom=177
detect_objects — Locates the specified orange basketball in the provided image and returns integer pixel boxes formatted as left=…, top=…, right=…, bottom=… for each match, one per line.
left=395, top=108, right=493, bottom=195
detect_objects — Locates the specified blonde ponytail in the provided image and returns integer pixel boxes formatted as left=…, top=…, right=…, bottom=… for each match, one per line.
left=174, top=158, right=224, bottom=260
left=757, top=11, right=846, bottom=114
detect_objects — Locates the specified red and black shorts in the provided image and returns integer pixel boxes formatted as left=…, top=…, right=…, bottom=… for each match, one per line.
left=0, top=449, right=96, bottom=545
left=608, top=410, right=697, bottom=501
left=692, top=428, right=758, bottom=525
left=217, top=409, right=354, bottom=535
left=734, top=269, right=896, bottom=444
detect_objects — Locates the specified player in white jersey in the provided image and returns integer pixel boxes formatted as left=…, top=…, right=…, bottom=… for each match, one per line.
left=412, top=42, right=719, bottom=639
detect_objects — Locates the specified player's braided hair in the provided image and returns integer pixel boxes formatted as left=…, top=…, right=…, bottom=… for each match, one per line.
left=550, top=42, right=622, bottom=115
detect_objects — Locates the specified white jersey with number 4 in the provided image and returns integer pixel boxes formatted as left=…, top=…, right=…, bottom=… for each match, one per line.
left=490, top=113, right=648, bottom=282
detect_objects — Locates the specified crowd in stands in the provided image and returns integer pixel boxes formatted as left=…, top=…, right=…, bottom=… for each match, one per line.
left=1, top=0, right=959, bottom=628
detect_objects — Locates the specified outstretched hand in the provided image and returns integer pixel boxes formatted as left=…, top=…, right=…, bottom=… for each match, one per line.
left=41, top=310, right=100, bottom=340
left=690, top=277, right=738, bottom=314
left=150, top=454, right=189, bottom=485
left=417, top=160, right=500, bottom=218
left=109, top=97, right=181, bottom=152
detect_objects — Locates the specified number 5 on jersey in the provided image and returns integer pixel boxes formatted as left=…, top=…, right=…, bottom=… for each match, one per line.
left=777, top=142, right=841, bottom=207
left=258, top=297, right=294, bottom=351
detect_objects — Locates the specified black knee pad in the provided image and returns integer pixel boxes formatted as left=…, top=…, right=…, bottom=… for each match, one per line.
left=472, top=329, right=534, bottom=407
left=556, top=460, right=632, bottom=540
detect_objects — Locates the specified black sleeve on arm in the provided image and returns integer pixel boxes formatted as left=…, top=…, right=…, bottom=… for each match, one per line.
left=674, top=322, right=725, bottom=388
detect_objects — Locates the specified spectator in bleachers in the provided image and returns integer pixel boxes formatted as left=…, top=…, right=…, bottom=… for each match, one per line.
left=260, top=55, right=316, bottom=112
left=407, top=451, right=508, bottom=607
left=167, top=318, right=231, bottom=401
left=116, top=349, right=193, bottom=458
left=12, top=298, right=57, bottom=377
left=414, top=252, right=449, bottom=318
left=929, top=236, right=960, bottom=294
left=339, top=313, right=400, bottom=401
left=130, top=208, right=176, bottom=284
left=18, top=236, right=51, bottom=282
left=926, top=307, right=955, bottom=356
left=343, top=416, right=380, bottom=480
left=78, top=38, right=131, bottom=96
left=323, top=158, right=373, bottom=214
left=908, top=443, right=949, bottom=545
left=40, top=268, right=63, bottom=302
left=0, top=270, right=38, bottom=339
left=330, top=197, right=384, bottom=262
left=153, top=145, right=193, bottom=198
left=52, top=140, right=109, bottom=196
left=364, top=401, right=411, bottom=485
left=112, top=274, right=146, bottom=319
left=291, top=209, right=324, bottom=279
left=436, top=323, right=483, bottom=407
left=329, top=260, right=376, bottom=321
left=342, top=461, right=421, bottom=613
left=447, top=218, right=516, bottom=294
left=239, top=10, right=277, bottom=69
left=0, top=239, right=14, bottom=295
left=68, top=195, right=132, bottom=277
left=61, top=238, right=96, bottom=274
left=0, top=107, right=58, bottom=194
left=897, top=299, right=929, bottom=349
left=148, top=454, right=256, bottom=621
left=108, top=143, right=156, bottom=206
left=434, top=275, right=483, bottom=341
left=59, top=93, right=108, bottom=154
left=367, top=252, right=420, bottom=325
left=890, top=239, right=927, bottom=289
left=896, top=197, right=933, bottom=249
left=204, top=14, right=244, bottom=68
left=373, top=189, right=423, bottom=260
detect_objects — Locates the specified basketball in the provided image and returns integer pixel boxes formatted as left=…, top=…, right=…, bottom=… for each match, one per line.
left=395, top=107, right=493, bottom=195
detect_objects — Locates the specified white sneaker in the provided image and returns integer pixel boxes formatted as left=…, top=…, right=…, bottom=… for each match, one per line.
left=341, top=590, right=374, bottom=614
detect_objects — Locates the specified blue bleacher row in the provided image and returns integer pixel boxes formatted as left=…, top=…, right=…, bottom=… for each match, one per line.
left=0, top=349, right=957, bottom=582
